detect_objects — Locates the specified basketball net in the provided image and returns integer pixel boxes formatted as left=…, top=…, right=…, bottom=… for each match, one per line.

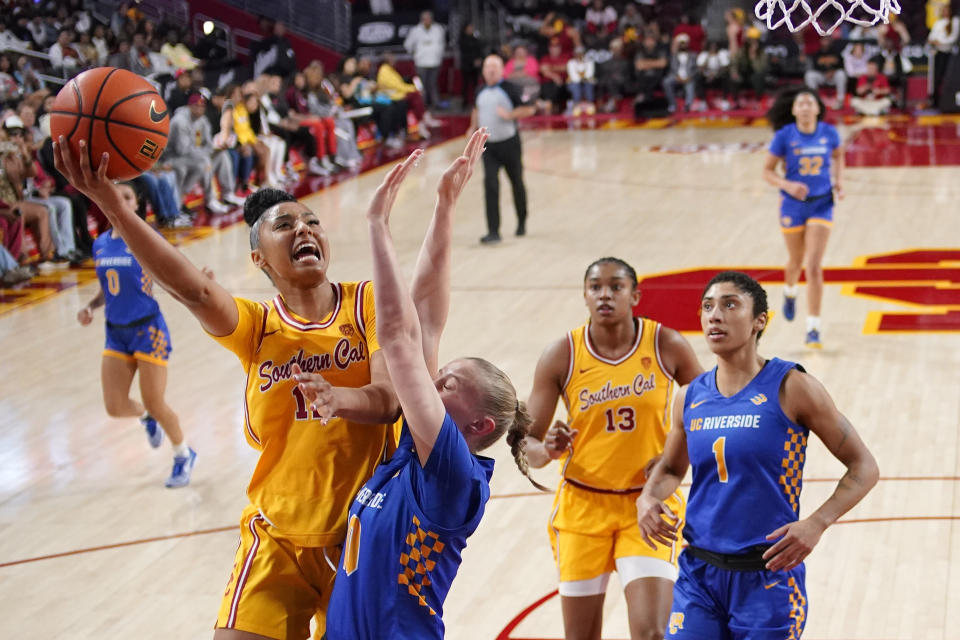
left=754, top=0, right=902, bottom=36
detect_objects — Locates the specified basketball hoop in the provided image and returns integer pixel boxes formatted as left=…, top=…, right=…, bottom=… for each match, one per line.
left=754, top=0, right=902, bottom=36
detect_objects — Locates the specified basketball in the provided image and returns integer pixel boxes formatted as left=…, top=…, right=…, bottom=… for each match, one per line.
left=49, top=67, right=169, bottom=181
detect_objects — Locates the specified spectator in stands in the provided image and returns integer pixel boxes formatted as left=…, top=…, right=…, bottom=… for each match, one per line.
left=878, top=39, right=912, bottom=109
left=673, top=12, right=706, bottom=53
left=633, top=31, right=669, bottom=115
left=14, top=129, right=85, bottom=262
left=584, top=0, right=618, bottom=50
left=805, top=36, right=847, bottom=109
left=377, top=53, right=439, bottom=137
left=877, top=14, right=911, bottom=49
left=927, top=4, right=959, bottom=108
left=664, top=32, right=698, bottom=112
left=566, top=46, right=596, bottom=116
left=209, top=83, right=255, bottom=195
left=0, top=55, right=19, bottom=107
left=620, top=4, right=645, bottom=34
left=698, top=40, right=733, bottom=110
left=92, top=24, right=110, bottom=65
left=76, top=31, right=98, bottom=67
left=253, top=21, right=297, bottom=79
left=49, top=28, right=84, bottom=77
left=505, top=43, right=540, bottom=99
left=0, top=21, right=29, bottom=51
left=165, top=69, right=192, bottom=113
left=404, top=11, right=445, bottom=110
left=0, top=140, right=54, bottom=266
left=164, top=93, right=233, bottom=216
left=538, top=37, right=569, bottom=114
left=14, top=56, right=46, bottom=97
left=258, top=72, right=334, bottom=176
left=161, top=28, right=197, bottom=71
left=27, top=14, right=55, bottom=49
left=107, top=38, right=132, bottom=71
left=129, top=32, right=154, bottom=76
left=139, top=19, right=159, bottom=50
left=851, top=59, right=893, bottom=115
left=132, top=166, right=190, bottom=227
left=459, top=23, right=484, bottom=107
left=251, top=81, right=292, bottom=182
left=725, top=8, right=746, bottom=58
left=539, top=12, right=580, bottom=57
left=732, top=29, right=770, bottom=105
left=289, top=67, right=347, bottom=161
left=17, top=104, right=43, bottom=149
left=337, top=57, right=407, bottom=150
left=843, top=42, right=871, bottom=86
left=597, top=38, right=632, bottom=113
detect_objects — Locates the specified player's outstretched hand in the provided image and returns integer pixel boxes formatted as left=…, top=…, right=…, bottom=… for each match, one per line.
left=366, top=148, right=423, bottom=226
left=437, top=128, right=487, bottom=206
left=636, top=493, right=680, bottom=550
left=292, top=364, right=343, bottom=425
left=52, top=138, right=124, bottom=214
left=543, top=420, right=578, bottom=459
left=77, top=306, right=93, bottom=326
left=762, top=517, right=825, bottom=571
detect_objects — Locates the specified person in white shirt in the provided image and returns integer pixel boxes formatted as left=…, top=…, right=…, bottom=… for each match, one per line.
left=928, top=4, right=960, bottom=107
left=567, top=47, right=596, bottom=116
left=842, top=42, right=870, bottom=83
left=48, top=29, right=85, bottom=77
left=404, top=11, right=446, bottom=110
left=0, top=22, right=29, bottom=52
left=665, top=33, right=697, bottom=112
left=697, top=41, right=732, bottom=110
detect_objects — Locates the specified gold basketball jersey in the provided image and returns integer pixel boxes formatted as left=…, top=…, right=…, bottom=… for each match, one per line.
left=560, top=318, right=675, bottom=490
left=212, top=281, right=389, bottom=547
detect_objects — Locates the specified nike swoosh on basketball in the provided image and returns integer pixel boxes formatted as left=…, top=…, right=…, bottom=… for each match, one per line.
left=149, top=100, right=168, bottom=123
left=764, top=581, right=781, bottom=590
left=690, top=399, right=707, bottom=409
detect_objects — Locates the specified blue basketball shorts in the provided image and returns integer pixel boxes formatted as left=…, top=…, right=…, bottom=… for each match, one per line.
left=779, top=192, right=833, bottom=232
left=104, top=313, right=172, bottom=366
left=666, top=549, right=808, bottom=640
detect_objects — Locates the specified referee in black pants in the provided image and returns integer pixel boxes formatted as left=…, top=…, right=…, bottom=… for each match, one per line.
left=470, top=55, right=536, bottom=244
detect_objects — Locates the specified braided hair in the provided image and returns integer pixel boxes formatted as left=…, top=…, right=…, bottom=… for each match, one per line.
left=468, top=357, right=550, bottom=492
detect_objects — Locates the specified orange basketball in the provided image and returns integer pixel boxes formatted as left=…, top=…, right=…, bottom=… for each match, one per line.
left=49, top=67, right=169, bottom=181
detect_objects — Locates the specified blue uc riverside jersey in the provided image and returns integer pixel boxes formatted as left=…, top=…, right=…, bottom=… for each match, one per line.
left=93, top=231, right=160, bottom=325
left=769, top=122, right=840, bottom=199
left=325, top=414, right=495, bottom=639
left=682, top=358, right=808, bottom=554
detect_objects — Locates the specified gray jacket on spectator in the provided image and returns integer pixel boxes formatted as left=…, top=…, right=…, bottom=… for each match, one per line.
left=167, top=106, right=214, bottom=158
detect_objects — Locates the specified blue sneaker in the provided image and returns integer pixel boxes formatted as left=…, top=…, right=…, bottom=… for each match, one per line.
left=805, top=329, right=822, bottom=349
left=141, top=413, right=162, bottom=449
left=165, top=448, right=197, bottom=488
left=783, top=295, right=796, bottom=322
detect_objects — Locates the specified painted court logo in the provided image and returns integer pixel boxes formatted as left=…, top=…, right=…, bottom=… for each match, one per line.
left=632, top=249, right=960, bottom=335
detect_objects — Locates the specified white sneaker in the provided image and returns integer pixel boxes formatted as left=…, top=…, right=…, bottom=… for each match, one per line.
left=206, top=199, right=230, bottom=215
left=224, top=192, right=246, bottom=206
left=321, top=156, right=337, bottom=172
left=172, top=214, right=193, bottom=228
left=417, top=122, right=431, bottom=139
left=423, top=113, right=443, bottom=127
left=308, top=157, right=331, bottom=176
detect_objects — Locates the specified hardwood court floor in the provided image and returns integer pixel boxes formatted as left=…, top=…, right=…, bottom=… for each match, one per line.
left=1, top=124, right=958, bottom=639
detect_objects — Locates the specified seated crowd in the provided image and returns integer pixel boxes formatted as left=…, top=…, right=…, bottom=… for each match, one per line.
left=465, top=0, right=943, bottom=117
left=0, top=1, right=447, bottom=286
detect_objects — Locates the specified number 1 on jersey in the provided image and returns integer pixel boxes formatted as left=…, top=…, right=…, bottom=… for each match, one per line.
left=712, top=436, right=729, bottom=483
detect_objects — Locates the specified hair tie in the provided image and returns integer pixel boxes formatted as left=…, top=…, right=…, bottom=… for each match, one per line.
left=515, top=399, right=520, bottom=412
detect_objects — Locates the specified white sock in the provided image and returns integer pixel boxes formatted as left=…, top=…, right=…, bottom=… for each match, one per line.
left=784, top=285, right=799, bottom=297
left=172, top=442, right=190, bottom=458
left=806, top=316, right=821, bottom=331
